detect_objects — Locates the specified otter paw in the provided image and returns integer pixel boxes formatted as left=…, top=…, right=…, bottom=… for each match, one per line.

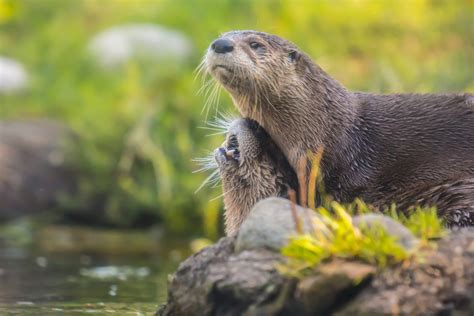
left=214, top=134, right=240, bottom=165
left=214, top=147, right=240, bottom=165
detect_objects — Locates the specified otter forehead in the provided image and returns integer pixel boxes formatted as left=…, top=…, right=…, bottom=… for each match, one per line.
left=210, top=30, right=298, bottom=51
left=228, top=118, right=259, bottom=135
left=213, top=30, right=297, bottom=50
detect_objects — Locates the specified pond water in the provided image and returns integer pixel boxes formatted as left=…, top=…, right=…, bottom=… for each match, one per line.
left=0, top=224, right=185, bottom=315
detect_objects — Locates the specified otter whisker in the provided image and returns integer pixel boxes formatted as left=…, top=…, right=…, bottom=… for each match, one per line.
left=208, top=82, right=221, bottom=119
left=204, top=131, right=228, bottom=137
left=209, top=184, right=241, bottom=202
left=194, top=169, right=220, bottom=194
left=197, top=78, right=215, bottom=96
left=194, top=55, right=209, bottom=85
left=197, top=125, right=226, bottom=131
left=192, top=155, right=217, bottom=167
left=202, top=81, right=221, bottom=120
left=213, top=84, right=222, bottom=117
left=209, top=114, right=236, bottom=131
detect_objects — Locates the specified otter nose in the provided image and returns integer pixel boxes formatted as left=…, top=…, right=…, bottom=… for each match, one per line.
left=211, top=38, right=234, bottom=54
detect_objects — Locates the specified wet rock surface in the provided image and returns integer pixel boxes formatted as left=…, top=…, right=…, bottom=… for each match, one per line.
left=0, top=120, right=76, bottom=220
left=157, top=206, right=474, bottom=315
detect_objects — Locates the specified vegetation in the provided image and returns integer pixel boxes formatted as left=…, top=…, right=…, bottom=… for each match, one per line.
left=0, top=0, right=472, bottom=237
left=280, top=200, right=446, bottom=275
left=389, top=205, right=446, bottom=240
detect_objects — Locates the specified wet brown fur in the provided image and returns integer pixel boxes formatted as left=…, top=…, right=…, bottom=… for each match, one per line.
left=215, top=119, right=298, bottom=235
left=206, top=30, right=474, bottom=227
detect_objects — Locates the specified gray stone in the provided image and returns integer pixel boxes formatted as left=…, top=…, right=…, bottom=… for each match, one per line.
left=0, top=120, right=76, bottom=220
left=353, top=213, right=419, bottom=250
left=88, top=24, right=193, bottom=68
left=158, top=229, right=474, bottom=316
left=235, top=198, right=419, bottom=253
left=235, top=197, right=321, bottom=252
left=0, top=57, right=28, bottom=93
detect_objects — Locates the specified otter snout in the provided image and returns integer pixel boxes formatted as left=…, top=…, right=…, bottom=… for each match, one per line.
left=211, top=38, right=234, bottom=54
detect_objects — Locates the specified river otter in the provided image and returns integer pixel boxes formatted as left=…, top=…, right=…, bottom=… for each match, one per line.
left=211, top=118, right=297, bottom=235
left=204, top=30, right=474, bottom=227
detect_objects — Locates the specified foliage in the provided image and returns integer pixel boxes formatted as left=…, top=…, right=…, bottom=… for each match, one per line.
left=389, top=205, right=446, bottom=240
left=0, top=0, right=471, bottom=236
left=280, top=199, right=446, bottom=275
left=281, top=201, right=407, bottom=274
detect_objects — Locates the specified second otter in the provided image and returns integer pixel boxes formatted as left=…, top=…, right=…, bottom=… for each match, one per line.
left=205, top=30, right=474, bottom=227
left=214, top=118, right=298, bottom=235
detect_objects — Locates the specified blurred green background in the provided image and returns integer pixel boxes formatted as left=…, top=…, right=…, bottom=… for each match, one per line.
left=0, top=0, right=472, bottom=240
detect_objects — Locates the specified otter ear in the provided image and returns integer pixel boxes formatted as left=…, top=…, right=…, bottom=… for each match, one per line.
left=288, top=50, right=300, bottom=63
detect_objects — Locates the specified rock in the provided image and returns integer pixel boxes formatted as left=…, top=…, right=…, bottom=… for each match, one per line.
left=296, top=261, right=376, bottom=314
left=235, top=198, right=418, bottom=253
left=336, top=228, right=474, bottom=315
left=353, top=213, right=419, bottom=250
left=0, top=56, right=28, bottom=94
left=158, top=225, right=474, bottom=316
left=235, top=197, right=321, bottom=252
left=0, top=120, right=76, bottom=220
left=88, top=24, right=193, bottom=68
left=157, top=236, right=293, bottom=316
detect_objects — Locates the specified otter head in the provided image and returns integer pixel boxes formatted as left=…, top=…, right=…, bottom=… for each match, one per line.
left=204, top=31, right=353, bottom=175
left=204, top=31, right=314, bottom=118
left=214, top=118, right=298, bottom=236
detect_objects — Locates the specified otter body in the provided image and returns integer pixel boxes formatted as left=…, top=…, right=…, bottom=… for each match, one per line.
left=205, top=30, right=474, bottom=228
left=324, top=93, right=474, bottom=223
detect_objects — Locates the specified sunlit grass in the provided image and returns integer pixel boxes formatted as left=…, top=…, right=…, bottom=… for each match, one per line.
left=280, top=202, right=406, bottom=275
left=389, top=205, right=446, bottom=241
left=280, top=200, right=445, bottom=276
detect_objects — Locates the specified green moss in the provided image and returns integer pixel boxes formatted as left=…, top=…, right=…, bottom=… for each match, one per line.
left=389, top=205, right=446, bottom=240
left=280, top=200, right=445, bottom=275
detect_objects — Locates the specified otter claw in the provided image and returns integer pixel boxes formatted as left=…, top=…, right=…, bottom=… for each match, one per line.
left=226, top=149, right=236, bottom=159
left=215, top=147, right=227, bottom=164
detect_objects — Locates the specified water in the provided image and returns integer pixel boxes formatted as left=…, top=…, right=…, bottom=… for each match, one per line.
left=0, top=225, right=185, bottom=315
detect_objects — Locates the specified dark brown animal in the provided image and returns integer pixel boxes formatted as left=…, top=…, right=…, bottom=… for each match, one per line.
left=205, top=30, right=474, bottom=227
left=213, top=118, right=297, bottom=235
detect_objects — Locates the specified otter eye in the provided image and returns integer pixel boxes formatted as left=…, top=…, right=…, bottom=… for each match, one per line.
left=288, top=50, right=299, bottom=62
left=249, top=42, right=262, bottom=50
left=228, top=134, right=238, bottom=149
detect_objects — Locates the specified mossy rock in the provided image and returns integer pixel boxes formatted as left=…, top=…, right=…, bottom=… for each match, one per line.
left=157, top=200, right=474, bottom=316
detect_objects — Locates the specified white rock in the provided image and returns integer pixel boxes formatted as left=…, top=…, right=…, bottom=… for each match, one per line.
left=0, top=57, right=28, bottom=93
left=88, top=24, right=193, bottom=68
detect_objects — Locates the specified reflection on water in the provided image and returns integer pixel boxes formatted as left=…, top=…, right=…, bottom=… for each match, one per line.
left=0, top=225, right=184, bottom=315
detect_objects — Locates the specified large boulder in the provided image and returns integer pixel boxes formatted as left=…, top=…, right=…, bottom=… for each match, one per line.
left=157, top=198, right=474, bottom=316
left=0, top=120, right=76, bottom=220
left=88, top=24, right=193, bottom=68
